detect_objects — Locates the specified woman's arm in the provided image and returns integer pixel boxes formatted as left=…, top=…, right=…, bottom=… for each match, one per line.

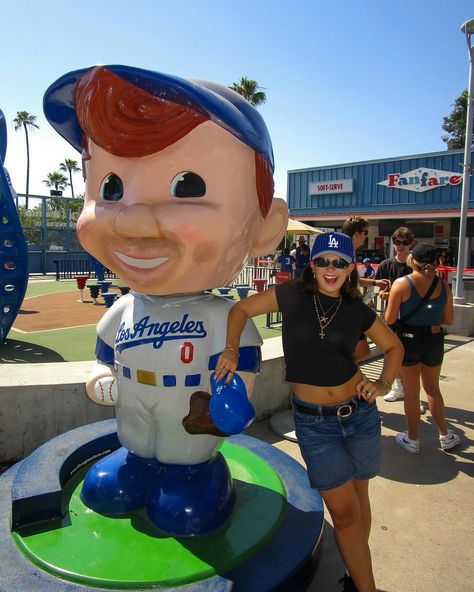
left=384, top=277, right=405, bottom=326
left=357, top=316, right=404, bottom=401
left=215, top=287, right=279, bottom=382
left=443, top=282, right=454, bottom=325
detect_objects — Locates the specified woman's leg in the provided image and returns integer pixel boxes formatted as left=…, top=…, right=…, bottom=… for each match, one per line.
left=353, top=478, right=371, bottom=540
left=400, top=364, right=422, bottom=440
left=320, top=480, right=376, bottom=592
left=420, top=364, right=448, bottom=435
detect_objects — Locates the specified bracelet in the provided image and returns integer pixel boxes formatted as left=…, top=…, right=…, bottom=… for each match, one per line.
left=374, top=378, right=392, bottom=394
left=223, top=346, right=239, bottom=355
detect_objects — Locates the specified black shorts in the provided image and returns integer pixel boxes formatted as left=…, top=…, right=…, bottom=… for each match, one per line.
left=399, top=327, right=444, bottom=367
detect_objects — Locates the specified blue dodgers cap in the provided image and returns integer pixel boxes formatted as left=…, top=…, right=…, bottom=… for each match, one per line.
left=363, top=257, right=371, bottom=263
left=43, top=64, right=274, bottom=170
left=311, top=232, right=355, bottom=263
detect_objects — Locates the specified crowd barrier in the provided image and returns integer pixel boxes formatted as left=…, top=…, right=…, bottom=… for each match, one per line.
left=54, top=260, right=117, bottom=281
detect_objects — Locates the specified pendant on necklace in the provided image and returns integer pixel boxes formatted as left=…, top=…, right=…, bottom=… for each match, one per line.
left=319, top=329, right=326, bottom=339
left=320, top=315, right=328, bottom=323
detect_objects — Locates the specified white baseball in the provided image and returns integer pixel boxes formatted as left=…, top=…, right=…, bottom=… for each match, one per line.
left=94, top=376, right=119, bottom=405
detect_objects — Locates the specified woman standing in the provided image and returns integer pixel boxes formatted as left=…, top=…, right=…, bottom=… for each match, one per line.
left=385, top=243, right=460, bottom=453
left=216, top=232, right=403, bottom=592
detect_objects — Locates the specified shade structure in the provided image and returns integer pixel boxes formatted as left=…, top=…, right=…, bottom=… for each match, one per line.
left=286, top=218, right=321, bottom=235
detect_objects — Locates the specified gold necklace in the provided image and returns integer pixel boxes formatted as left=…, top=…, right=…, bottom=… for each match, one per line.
left=313, top=292, right=342, bottom=339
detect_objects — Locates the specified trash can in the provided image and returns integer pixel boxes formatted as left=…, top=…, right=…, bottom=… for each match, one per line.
left=276, top=272, right=292, bottom=283
left=253, top=278, right=268, bottom=293
left=235, top=285, right=252, bottom=299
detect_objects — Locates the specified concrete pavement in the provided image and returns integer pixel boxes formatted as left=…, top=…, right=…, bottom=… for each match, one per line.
left=247, top=334, right=474, bottom=592
left=0, top=334, right=472, bottom=590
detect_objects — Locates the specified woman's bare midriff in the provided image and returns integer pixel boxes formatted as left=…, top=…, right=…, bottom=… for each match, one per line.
left=292, top=368, right=365, bottom=405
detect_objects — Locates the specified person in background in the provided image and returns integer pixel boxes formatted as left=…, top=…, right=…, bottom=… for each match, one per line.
left=359, top=258, right=376, bottom=308
left=375, top=227, right=415, bottom=403
left=438, top=249, right=449, bottom=267
left=295, top=236, right=310, bottom=278
left=384, top=243, right=460, bottom=453
left=274, top=247, right=296, bottom=276
left=361, top=257, right=375, bottom=279
left=342, top=216, right=389, bottom=362
left=216, top=232, right=403, bottom=592
left=289, top=241, right=297, bottom=258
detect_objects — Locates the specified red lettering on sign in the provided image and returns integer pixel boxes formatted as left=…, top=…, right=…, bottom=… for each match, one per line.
left=449, top=175, right=461, bottom=185
left=387, top=173, right=400, bottom=187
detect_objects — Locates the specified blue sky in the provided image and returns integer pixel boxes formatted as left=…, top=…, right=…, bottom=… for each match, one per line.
left=2, top=0, right=473, bottom=201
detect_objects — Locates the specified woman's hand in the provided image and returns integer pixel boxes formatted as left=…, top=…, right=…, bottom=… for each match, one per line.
left=356, top=375, right=387, bottom=403
left=215, top=349, right=239, bottom=383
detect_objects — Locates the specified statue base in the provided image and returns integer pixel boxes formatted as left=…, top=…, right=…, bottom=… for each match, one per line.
left=0, top=420, right=323, bottom=591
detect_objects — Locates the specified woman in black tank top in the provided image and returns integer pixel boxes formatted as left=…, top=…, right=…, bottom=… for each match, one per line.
left=216, top=233, right=403, bottom=592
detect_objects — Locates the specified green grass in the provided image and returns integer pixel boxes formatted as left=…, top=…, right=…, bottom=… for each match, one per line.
left=2, top=283, right=281, bottom=364
left=24, top=279, right=78, bottom=298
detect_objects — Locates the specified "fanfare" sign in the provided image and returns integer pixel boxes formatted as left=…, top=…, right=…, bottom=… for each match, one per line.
left=378, top=168, right=462, bottom=193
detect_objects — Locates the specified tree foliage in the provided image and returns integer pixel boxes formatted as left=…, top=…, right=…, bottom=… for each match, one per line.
left=441, top=90, right=473, bottom=149
left=13, top=111, right=39, bottom=209
left=59, top=158, right=81, bottom=198
left=229, top=77, right=267, bottom=106
left=43, top=171, right=69, bottom=192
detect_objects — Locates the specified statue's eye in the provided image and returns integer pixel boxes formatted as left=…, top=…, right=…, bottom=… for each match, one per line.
left=170, top=172, right=206, bottom=198
left=100, top=173, right=124, bottom=201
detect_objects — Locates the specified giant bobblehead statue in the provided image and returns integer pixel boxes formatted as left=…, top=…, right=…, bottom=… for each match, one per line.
left=44, top=65, right=288, bottom=535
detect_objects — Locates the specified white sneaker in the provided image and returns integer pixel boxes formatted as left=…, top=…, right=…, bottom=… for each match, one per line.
left=384, top=387, right=404, bottom=402
left=396, top=431, right=420, bottom=453
left=439, top=430, right=460, bottom=451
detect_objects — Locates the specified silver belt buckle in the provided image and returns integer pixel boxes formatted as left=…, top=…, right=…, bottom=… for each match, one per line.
left=337, top=404, right=353, bottom=417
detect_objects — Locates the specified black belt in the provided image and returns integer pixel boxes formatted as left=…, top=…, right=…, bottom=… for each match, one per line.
left=293, top=398, right=359, bottom=418
left=399, top=324, right=443, bottom=337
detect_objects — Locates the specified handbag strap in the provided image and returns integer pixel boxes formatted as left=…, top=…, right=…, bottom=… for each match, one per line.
left=399, top=276, right=439, bottom=324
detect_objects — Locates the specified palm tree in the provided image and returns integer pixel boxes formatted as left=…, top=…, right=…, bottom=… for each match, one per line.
left=43, top=171, right=69, bottom=194
left=229, top=77, right=267, bottom=106
left=59, top=158, right=81, bottom=198
left=13, top=111, right=39, bottom=209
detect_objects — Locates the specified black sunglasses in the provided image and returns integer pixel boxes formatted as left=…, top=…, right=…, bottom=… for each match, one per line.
left=393, top=239, right=411, bottom=246
left=312, top=257, right=351, bottom=269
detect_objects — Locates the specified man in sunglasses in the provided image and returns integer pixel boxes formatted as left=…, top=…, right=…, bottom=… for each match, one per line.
left=342, top=216, right=390, bottom=291
left=375, top=227, right=415, bottom=403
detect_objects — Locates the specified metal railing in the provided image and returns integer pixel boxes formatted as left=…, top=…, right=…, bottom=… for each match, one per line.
left=53, top=260, right=117, bottom=281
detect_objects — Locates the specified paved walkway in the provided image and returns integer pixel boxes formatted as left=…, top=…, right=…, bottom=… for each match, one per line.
left=1, top=334, right=472, bottom=590
left=247, top=334, right=474, bottom=592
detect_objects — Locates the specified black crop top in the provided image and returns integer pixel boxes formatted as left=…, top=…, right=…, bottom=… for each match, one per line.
left=275, top=281, right=377, bottom=387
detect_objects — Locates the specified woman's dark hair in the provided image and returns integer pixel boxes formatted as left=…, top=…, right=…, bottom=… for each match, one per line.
left=296, top=264, right=361, bottom=300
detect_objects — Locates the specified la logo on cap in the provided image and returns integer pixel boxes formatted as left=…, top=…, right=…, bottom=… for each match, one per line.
left=328, top=235, right=339, bottom=248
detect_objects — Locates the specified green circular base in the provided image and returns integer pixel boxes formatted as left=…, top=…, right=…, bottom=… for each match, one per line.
left=14, top=442, right=286, bottom=589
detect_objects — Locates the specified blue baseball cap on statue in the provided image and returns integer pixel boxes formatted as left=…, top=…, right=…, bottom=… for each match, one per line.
left=311, top=232, right=355, bottom=263
left=43, top=64, right=274, bottom=171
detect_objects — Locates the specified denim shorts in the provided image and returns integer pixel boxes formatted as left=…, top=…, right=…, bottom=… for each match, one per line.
left=293, top=395, right=381, bottom=491
left=399, top=328, right=444, bottom=367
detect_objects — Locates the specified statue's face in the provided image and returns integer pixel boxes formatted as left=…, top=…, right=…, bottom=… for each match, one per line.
left=77, top=122, right=264, bottom=295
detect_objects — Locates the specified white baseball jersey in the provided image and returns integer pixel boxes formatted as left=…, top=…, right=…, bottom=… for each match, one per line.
left=95, top=291, right=262, bottom=464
